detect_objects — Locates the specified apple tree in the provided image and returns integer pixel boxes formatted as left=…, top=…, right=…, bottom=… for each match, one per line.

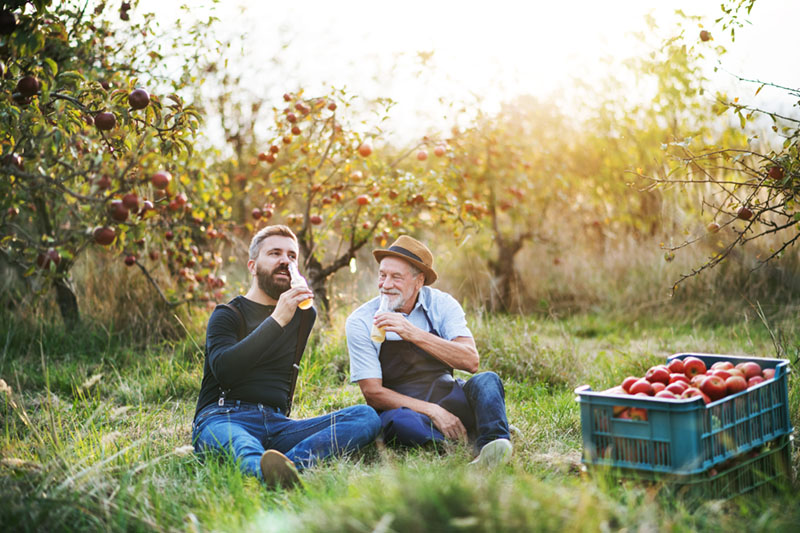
left=641, top=0, right=798, bottom=289
left=444, top=96, right=572, bottom=312
left=243, top=89, right=457, bottom=313
left=0, top=1, right=231, bottom=325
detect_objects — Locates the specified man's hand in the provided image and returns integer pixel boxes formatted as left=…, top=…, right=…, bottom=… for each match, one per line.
left=271, top=286, right=314, bottom=327
left=427, top=404, right=467, bottom=442
left=373, top=311, right=417, bottom=340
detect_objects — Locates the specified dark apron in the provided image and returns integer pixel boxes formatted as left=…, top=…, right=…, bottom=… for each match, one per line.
left=378, top=308, right=476, bottom=436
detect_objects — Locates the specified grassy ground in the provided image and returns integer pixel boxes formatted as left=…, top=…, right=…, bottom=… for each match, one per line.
left=1, top=310, right=799, bottom=532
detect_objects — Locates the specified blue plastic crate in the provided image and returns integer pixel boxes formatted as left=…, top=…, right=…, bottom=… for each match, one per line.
left=588, top=435, right=793, bottom=504
left=575, top=353, right=793, bottom=474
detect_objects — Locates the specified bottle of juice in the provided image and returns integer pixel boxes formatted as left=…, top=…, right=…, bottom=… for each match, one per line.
left=370, top=293, right=391, bottom=343
left=288, top=262, right=313, bottom=310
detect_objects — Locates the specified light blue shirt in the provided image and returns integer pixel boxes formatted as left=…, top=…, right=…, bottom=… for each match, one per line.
left=346, top=286, right=473, bottom=383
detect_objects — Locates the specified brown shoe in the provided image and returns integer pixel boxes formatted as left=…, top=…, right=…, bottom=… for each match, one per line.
left=260, top=450, right=302, bottom=489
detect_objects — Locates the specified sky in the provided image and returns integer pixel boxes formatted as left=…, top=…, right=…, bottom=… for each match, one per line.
left=136, top=0, right=799, bottom=142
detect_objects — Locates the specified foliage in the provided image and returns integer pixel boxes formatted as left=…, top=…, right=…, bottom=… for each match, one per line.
left=0, top=0, right=231, bottom=325
left=646, top=0, right=800, bottom=288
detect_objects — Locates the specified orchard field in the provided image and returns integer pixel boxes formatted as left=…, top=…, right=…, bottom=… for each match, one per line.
left=2, top=1, right=800, bottom=531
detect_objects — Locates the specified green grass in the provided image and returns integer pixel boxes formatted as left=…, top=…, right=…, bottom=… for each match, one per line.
left=1, top=310, right=799, bottom=532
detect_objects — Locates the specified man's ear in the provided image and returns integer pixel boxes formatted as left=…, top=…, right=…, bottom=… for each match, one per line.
left=246, top=259, right=256, bottom=277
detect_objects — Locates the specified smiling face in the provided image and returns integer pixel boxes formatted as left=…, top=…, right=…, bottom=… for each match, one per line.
left=248, top=235, right=299, bottom=301
left=378, top=256, right=425, bottom=314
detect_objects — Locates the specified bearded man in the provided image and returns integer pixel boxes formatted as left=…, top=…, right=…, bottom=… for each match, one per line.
left=346, top=235, right=512, bottom=468
left=192, top=225, right=380, bottom=488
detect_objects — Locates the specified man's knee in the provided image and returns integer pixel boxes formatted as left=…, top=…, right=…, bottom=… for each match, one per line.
left=467, top=371, right=503, bottom=391
left=380, top=408, right=443, bottom=447
left=339, top=404, right=381, bottom=439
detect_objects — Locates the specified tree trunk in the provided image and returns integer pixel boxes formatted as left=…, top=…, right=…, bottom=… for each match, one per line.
left=54, top=277, right=79, bottom=326
left=487, top=238, right=524, bottom=313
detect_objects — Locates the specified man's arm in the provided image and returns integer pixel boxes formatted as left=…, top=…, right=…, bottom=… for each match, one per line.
left=372, top=312, right=479, bottom=373
left=207, top=286, right=313, bottom=386
left=358, top=378, right=467, bottom=441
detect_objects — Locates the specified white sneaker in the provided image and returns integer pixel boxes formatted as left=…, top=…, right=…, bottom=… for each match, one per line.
left=469, top=438, right=512, bottom=468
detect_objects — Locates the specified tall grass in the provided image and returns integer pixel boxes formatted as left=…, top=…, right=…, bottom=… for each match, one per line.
left=2, top=308, right=798, bottom=532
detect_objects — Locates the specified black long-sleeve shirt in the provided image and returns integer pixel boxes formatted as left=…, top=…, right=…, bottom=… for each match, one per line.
left=193, top=296, right=316, bottom=420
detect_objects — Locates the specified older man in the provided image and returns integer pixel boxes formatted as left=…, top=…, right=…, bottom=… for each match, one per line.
left=192, top=225, right=380, bottom=488
left=345, top=235, right=512, bottom=467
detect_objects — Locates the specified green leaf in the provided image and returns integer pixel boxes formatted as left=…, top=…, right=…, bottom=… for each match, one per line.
left=42, top=58, right=58, bottom=77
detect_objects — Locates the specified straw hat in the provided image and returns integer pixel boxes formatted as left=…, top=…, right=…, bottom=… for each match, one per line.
left=373, top=235, right=437, bottom=285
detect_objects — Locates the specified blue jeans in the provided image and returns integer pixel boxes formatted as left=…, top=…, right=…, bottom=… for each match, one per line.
left=380, top=371, right=510, bottom=450
left=192, top=401, right=380, bottom=479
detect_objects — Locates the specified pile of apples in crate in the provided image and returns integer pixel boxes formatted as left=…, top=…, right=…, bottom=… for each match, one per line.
left=610, top=357, right=776, bottom=405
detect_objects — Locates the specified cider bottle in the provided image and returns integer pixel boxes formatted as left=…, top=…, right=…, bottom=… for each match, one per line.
left=370, top=293, right=391, bottom=343
left=288, top=262, right=313, bottom=310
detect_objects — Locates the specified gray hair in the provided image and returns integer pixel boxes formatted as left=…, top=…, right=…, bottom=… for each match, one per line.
left=248, top=225, right=297, bottom=260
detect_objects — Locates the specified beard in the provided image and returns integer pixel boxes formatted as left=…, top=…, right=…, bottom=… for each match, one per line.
left=257, top=263, right=291, bottom=300
left=381, top=290, right=404, bottom=311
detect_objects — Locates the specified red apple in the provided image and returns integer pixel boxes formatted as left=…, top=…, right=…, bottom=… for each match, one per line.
left=327, top=102, right=337, bottom=111
left=96, top=175, right=111, bottom=190
left=350, top=170, right=363, bottom=181
left=434, top=145, right=446, bottom=157
left=128, top=88, right=150, bottom=110
left=151, top=170, right=172, bottom=190
left=629, top=407, right=648, bottom=421
left=251, top=208, right=262, bottom=220
left=269, top=144, right=279, bottom=154
left=356, top=195, right=370, bottom=206
left=700, top=375, right=726, bottom=401
left=725, top=375, right=747, bottom=395
left=416, top=149, right=428, bottom=161
left=645, top=365, right=670, bottom=385
left=16, top=75, right=40, bottom=97
left=124, top=255, right=136, bottom=266
left=681, top=388, right=711, bottom=404
left=699, top=30, right=711, bottom=41
left=629, top=379, right=654, bottom=396
left=651, top=382, right=666, bottom=394
left=762, top=368, right=775, bottom=380
left=707, top=222, right=721, bottom=233
left=737, top=206, right=753, bottom=220
left=683, top=357, right=707, bottom=378
left=665, top=382, right=688, bottom=395
left=165, top=230, right=174, bottom=241
left=310, top=214, right=322, bottom=225
left=710, top=369, right=732, bottom=381
left=94, top=112, right=116, bottom=131
left=358, top=141, right=373, bottom=157
left=655, top=390, right=678, bottom=400
left=122, top=193, right=139, bottom=211
left=109, top=200, right=129, bottom=222
left=621, top=376, right=638, bottom=393
left=93, top=226, right=116, bottom=246
left=669, top=373, right=690, bottom=385
left=287, top=112, right=297, bottom=123
left=748, top=376, right=765, bottom=388
left=711, top=361, right=734, bottom=371
left=291, top=125, right=301, bottom=135
left=768, top=166, right=784, bottom=181
left=740, top=361, right=762, bottom=380
left=667, top=359, right=685, bottom=375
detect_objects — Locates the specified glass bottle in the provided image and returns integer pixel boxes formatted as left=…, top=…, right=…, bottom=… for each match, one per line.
left=288, top=262, right=313, bottom=310
left=370, top=293, right=391, bottom=343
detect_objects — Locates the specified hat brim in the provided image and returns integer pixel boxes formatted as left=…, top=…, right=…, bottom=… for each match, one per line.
left=373, top=249, right=437, bottom=285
